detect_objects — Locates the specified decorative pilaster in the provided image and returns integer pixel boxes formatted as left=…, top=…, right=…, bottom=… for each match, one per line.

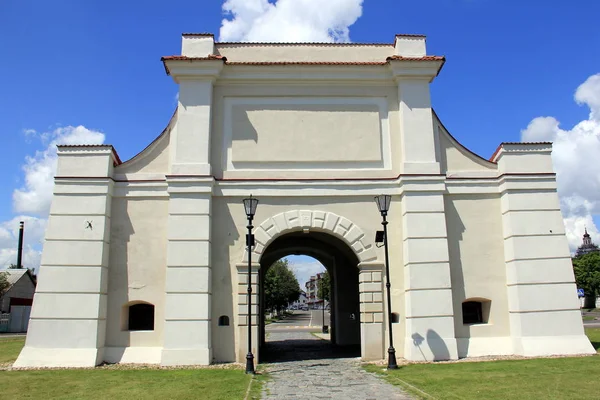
left=14, top=146, right=117, bottom=367
left=164, top=34, right=222, bottom=176
left=160, top=34, right=222, bottom=366
left=390, top=40, right=444, bottom=176
left=358, top=262, right=385, bottom=360
left=161, top=177, right=214, bottom=365
left=401, top=178, right=458, bottom=361
left=494, top=143, right=595, bottom=356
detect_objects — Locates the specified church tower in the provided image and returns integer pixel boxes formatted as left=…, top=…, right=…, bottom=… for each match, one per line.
left=575, top=228, right=599, bottom=257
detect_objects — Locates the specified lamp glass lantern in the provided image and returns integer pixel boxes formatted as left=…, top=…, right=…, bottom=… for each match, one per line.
left=243, top=196, right=259, bottom=218
left=374, top=194, right=391, bottom=215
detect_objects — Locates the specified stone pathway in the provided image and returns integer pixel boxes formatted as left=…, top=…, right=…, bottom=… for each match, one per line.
left=260, top=331, right=412, bottom=399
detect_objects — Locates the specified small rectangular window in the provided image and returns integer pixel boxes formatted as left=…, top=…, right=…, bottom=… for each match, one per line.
left=129, top=303, right=155, bottom=331
left=462, top=301, right=483, bottom=324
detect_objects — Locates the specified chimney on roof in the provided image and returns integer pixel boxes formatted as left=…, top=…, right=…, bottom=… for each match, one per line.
left=394, top=34, right=427, bottom=57
left=181, top=33, right=215, bottom=57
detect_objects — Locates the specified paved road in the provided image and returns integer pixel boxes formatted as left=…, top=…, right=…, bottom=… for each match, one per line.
left=309, top=309, right=331, bottom=329
left=261, top=319, right=412, bottom=399
left=266, top=310, right=330, bottom=333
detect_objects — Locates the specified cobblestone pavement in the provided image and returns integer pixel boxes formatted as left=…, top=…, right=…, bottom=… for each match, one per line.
left=261, top=331, right=412, bottom=400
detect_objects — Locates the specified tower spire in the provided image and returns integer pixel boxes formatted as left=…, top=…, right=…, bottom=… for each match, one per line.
left=583, top=227, right=592, bottom=245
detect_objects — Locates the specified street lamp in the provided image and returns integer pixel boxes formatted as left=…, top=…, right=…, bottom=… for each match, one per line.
left=319, top=273, right=327, bottom=333
left=243, top=195, right=259, bottom=374
left=374, top=194, right=398, bottom=370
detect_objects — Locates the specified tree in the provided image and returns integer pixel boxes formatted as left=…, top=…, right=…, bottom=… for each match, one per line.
left=8, top=264, right=23, bottom=269
left=0, top=271, right=9, bottom=295
left=576, top=243, right=599, bottom=258
left=264, top=259, right=301, bottom=314
left=573, top=252, right=600, bottom=309
left=317, top=271, right=331, bottom=302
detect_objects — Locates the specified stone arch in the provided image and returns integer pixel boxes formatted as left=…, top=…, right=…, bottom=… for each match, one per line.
left=243, top=210, right=377, bottom=264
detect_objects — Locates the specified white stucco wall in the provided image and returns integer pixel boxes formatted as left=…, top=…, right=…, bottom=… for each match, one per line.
left=211, top=84, right=400, bottom=180
left=105, top=197, right=168, bottom=362
left=437, top=123, right=497, bottom=174
left=116, top=131, right=171, bottom=176
left=445, top=194, right=511, bottom=357
left=215, top=43, right=394, bottom=63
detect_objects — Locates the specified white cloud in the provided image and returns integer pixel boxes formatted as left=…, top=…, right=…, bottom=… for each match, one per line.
left=13, top=126, right=105, bottom=216
left=0, top=215, right=47, bottom=270
left=219, top=0, right=363, bottom=42
left=1, top=125, right=105, bottom=271
left=521, top=73, right=600, bottom=251
left=286, top=256, right=325, bottom=289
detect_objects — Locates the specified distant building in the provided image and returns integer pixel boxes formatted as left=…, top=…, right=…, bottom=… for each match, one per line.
left=290, top=291, right=307, bottom=308
left=0, top=269, right=36, bottom=313
left=0, top=269, right=36, bottom=333
left=575, top=228, right=599, bottom=257
left=305, top=273, right=327, bottom=309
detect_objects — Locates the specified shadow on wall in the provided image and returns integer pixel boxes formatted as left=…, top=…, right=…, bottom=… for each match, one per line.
left=211, top=200, right=239, bottom=362
left=444, top=196, right=468, bottom=356
left=411, top=330, right=450, bottom=361
left=107, top=200, right=135, bottom=349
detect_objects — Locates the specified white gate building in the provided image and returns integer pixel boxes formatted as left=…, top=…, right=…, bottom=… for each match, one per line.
left=15, top=33, right=594, bottom=367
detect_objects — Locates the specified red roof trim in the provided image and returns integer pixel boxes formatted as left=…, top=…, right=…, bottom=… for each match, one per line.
left=160, top=55, right=227, bottom=74
left=160, top=55, right=226, bottom=61
left=182, top=32, right=214, bottom=37
left=395, top=33, right=427, bottom=38
left=226, top=61, right=389, bottom=66
left=386, top=55, right=444, bottom=61
left=498, top=141, right=552, bottom=145
left=57, top=172, right=557, bottom=183
left=393, top=34, right=427, bottom=47
left=161, top=54, right=445, bottom=74
left=56, top=144, right=122, bottom=165
left=489, top=142, right=553, bottom=162
left=446, top=172, right=556, bottom=180
left=216, top=41, right=394, bottom=46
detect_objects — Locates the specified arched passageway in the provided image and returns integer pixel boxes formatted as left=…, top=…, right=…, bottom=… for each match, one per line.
left=259, top=231, right=361, bottom=362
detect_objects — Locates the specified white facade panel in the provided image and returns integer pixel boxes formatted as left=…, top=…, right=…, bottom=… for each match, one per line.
left=41, top=241, right=108, bottom=266
left=32, top=293, right=107, bottom=319
left=165, top=293, right=211, bottom=320
left=506, top=258, right=576, bottom=285
left=36, top=266, right=106, bottom=293
left=165, top=267, right=211, bottom=293
left=166, top=241, right=210, bottom=267
left=508, top=283, right=580, bottom=313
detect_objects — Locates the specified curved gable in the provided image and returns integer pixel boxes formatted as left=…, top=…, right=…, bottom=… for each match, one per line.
left=434, top=111, right=497, bottom=174
left=116, top=109, right=177, bottom=175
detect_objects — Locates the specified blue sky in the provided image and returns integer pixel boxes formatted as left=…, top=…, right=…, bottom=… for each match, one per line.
left=1, top=1, right=599, bottom=281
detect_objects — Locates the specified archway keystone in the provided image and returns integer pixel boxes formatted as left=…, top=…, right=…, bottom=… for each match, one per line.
left=242, top=210, right=378, bottom=264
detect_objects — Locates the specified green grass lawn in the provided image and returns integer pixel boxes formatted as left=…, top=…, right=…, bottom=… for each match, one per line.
left=0, top=337, right=25, bottom=364
left=0, top=337, right=258, bottom=400
left=586, top=327, right=600, bottom=351
left=365, top=328, right=600, bottom=400
left=1, top=368, right=255, bottom=400
left=3, top=328, right=600, bottom=399
left=582, top=315, right=595, bottom=321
